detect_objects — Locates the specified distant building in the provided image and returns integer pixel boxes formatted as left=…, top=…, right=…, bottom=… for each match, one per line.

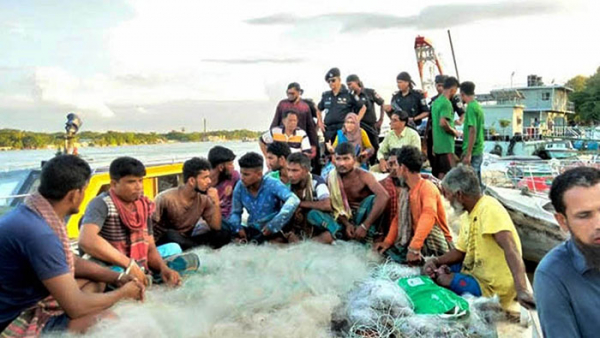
left=477, top=75, right=574, bottom=137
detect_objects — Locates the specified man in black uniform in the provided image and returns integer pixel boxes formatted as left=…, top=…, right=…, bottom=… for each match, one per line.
left=384, top=72, right=429, bottom=131
left=346, top=74, right=385, bottom=164
left=427, top=74, right=466, bottom=166
left=317, top=68, right=365, bottom=143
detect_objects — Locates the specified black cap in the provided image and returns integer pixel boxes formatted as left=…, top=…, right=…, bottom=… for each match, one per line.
left=346, top=74, right=360, bottom=83
left=396, top=71, right=415, bottom=85
left=325, top=68, right=340, bottom=81
left=435, top=74, right=448, bottom=85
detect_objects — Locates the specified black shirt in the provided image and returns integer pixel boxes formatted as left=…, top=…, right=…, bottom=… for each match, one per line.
left=391, top=89, right=430, bottom=124
left=354, top=88, right=384, bottom=126
left=318, top=86, right=364, bottom=127
left=302, top=98, right=318, bottom=119
left=429, top=93, right=465, bottom=117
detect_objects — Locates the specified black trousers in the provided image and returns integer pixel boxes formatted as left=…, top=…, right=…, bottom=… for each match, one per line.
left=361, top=122, right=380, bottom=165
left=156, top=229, right=230, bottom=251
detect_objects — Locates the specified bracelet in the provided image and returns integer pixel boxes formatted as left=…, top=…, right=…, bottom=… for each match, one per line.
left=360, top=224, right=368, bottom=231
left=408, top=247, right=421, bottom=255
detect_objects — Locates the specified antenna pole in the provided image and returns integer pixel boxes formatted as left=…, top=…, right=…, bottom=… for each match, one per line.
left=447, top=30, right=460, bottom=82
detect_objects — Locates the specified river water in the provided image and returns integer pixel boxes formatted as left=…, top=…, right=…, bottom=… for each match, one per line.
left=0, top=141, right=261, bottom=203
left=0, top=141, right=261, bottom=172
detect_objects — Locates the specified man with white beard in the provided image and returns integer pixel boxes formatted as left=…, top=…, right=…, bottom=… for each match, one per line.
left=422, top=165, right=535, bottom=316
left=535, top=167, right=600, bottom=338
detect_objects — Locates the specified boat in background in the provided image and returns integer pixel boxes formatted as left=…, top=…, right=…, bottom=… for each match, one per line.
left=485, top=185, right=565, bottom=263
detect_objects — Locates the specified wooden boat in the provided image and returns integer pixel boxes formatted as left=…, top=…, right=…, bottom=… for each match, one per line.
left=485, top=185, right=565, bottom=263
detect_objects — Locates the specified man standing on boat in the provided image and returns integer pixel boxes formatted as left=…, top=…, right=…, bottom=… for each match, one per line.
left=0, top=155, right=144, bottom=336
left=431, top=76, right=461, bottom=179
left=427, top=75, right=465, bottom=169
left=152, top=157, right=229, bottom=250
left=459, top=81, right=485, bottom=186
left=535, top=167, right=600, bottom=338
left=423, top=165, right=535, bottom=315
left=346, top=74, right=385, bottom=164
left=317, top=68, right=366, bottom=143
left=208, top=146, right=240, bottom=219
left=375, top=147, right=453, bottom=264
left=265, top=142, right=292, bottom=187
left=384, top=72, right=430, bottom=130
left=79, top=157, right=190, bottom=287
left=286, top=152, right=335, bottom=244
left=326, top=143, right=389, bottom=241
left=228, top=152, right=300, bottom=243
left=271, top=82, right=318, bottom=159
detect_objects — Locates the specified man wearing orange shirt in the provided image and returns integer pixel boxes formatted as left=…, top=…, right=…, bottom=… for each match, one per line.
left=375, top=146, right=453, bottom=265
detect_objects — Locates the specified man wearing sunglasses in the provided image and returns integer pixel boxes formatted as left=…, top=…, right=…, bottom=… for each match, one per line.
left=317, top=68, right=366, bottom=143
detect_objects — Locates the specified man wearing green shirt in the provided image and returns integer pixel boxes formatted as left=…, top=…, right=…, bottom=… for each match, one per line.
left=375, top=110, right=422, bottom=173
left=431, top=77, right=461, bottom=179
left=460, top=81, right=485, bottom=186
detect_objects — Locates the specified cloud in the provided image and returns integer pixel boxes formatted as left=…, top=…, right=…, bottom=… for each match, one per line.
left=202, top=58, right=306, bottom=65
left=32, top=67, right=115, bottom=117
left=247, top=1, right=566, bottom=32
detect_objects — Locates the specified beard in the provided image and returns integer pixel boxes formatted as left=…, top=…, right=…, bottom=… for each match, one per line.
left=450, top=200, right=465, bottom=214
left=336, top=164, right=353, bottom=175
left=194, top=183, right=207, bottom=194
left=219, top=169, right=232, bottom=181
left=572, top=232, right=600, bottom=270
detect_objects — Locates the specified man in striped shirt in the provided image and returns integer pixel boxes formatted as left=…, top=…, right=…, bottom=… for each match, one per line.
left=260, top=110, right=311, bottom=157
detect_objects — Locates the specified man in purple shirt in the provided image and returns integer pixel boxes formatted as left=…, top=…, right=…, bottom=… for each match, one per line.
left=208, top=146, right=240, bottom=219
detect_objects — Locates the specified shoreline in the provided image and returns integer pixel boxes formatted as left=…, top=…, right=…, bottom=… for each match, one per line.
left=0, top=138, right=259, bottom=152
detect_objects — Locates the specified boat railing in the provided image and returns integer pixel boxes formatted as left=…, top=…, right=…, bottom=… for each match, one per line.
left=544, top=126, right=599, bottom=140
left=503, top=158, right=596, bottom=196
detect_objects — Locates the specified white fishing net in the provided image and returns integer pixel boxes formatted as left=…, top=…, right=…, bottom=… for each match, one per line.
left=84, top=242, right=379, bottom=338
left=63, top=241, right=511, bottom=338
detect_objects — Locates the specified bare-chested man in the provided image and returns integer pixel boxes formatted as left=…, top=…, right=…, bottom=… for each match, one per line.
left=326, top=142, right=389, bottom=241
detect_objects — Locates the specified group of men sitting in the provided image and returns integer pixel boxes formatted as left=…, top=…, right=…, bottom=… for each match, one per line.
left=1, top=136, right=538, bottom=335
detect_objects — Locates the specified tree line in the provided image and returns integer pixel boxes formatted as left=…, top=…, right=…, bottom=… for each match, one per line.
left=0, top=129, right=261, bottom=150
left=567, top=66, right=600, bottom=124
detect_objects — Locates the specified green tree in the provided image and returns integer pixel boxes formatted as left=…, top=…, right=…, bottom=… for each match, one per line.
left=567, top=67, right=600, bottom=124
left=566, top=75, right=587, bottom=92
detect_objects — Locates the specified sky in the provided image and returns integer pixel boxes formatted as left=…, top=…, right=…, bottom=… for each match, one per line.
left=1, top=0, right=598, bottom=133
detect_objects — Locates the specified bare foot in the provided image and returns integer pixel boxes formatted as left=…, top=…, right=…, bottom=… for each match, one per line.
left=313, top=231, right=334, bottom=244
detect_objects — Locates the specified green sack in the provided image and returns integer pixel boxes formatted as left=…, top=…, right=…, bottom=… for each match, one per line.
left=398, top=275, right=469, bottom=318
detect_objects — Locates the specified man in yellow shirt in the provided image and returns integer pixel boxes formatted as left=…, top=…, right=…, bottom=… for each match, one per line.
left=423, top=165, right=535, bottom=314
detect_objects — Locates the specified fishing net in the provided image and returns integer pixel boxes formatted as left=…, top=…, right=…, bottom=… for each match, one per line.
left=62, top=242, right=509, bottom=338
left=82, top=242, right=378, bottom=338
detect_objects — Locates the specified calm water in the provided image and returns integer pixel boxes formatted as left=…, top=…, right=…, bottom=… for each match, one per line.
left=0, top=141, right=261, bottom=203
left=0, top=141, right=261, bottom=172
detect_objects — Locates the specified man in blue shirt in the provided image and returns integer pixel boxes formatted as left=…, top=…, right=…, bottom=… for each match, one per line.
left=0, top=155, right=143, bottom=336
left=228, top=152, right=300, bottom=243
left=535, top=166, right=600, bottom=338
